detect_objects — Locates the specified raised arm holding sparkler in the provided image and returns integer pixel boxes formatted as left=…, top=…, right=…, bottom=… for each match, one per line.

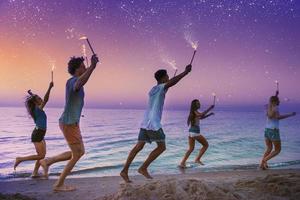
left=164, top=64, right=192, bottom=89
left=40, top=81, right=54, bottom=109
left=74, top=54, right=99, bottom=91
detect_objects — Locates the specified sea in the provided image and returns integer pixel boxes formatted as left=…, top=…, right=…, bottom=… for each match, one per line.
left=0, top=106, right=300, bottom=180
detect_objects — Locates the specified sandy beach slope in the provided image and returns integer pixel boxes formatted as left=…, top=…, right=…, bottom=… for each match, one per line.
left=1, top=169, right=299, bottom=200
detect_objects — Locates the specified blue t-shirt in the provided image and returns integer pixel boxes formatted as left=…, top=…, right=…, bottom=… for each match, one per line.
left=140, top=83, right=167, bottom=131
left=59, top=77, right=85, bottom=125
left=34, top=107, right=47, bottom=130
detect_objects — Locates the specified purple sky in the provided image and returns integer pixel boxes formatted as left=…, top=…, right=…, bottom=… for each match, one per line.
left=0, top=0, right=299, bottom=109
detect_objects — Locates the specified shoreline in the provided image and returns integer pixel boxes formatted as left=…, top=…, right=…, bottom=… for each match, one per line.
left=1, top=168, right=300, bottom=200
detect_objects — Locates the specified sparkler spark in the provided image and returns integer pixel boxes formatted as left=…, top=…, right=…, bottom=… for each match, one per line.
left=163, top=58, right=177, bottom=70
left=79, top=36, right=88, bottom=40
left=184, top=32, right=198, bottom=50
left=82, top=44, right=87, bottom=57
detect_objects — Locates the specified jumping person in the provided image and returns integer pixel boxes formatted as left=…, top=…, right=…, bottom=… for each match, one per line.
left=14, top=82, right=54, bottom=178
left=179, top=99, right=214, bottom=168
left=120, top=64, right=192, bottom=183
left=39, top=55, right=99, bottom=191
left=260, top=91, right=296, bottom=170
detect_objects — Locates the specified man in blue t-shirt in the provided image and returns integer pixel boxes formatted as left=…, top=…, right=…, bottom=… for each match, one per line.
left=40, top=54, right=99, bottom=191
left=120, top=64, right=192, bottom=183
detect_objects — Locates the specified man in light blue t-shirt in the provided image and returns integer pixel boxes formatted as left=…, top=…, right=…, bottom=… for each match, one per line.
left=40, top=54, right=99, bottom=191
left=120, top=64, right=192, bottom=183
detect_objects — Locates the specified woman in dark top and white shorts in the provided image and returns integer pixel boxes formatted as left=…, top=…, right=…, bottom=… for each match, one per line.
left=179, top=99, right=214, bottom=168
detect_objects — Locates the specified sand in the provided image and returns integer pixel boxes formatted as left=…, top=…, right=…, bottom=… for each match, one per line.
left=1, top=169, right=300, bottom=200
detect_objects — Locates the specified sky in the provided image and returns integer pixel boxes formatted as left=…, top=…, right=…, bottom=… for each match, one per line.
left=0, top=0, right=299, bottom=109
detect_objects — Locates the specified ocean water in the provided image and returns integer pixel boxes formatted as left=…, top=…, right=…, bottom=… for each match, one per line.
left=0, top=106, right=300, bottom=180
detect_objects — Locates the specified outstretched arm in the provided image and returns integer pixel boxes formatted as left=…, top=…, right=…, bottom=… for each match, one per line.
left=74, top=54, right=99, bottom=91
left=164, top=64, right=192, bottom=90
left=201, top=105, right=215, bottom=117
left=40, top=82, right=54, bottom=109
left=275, top=112, right=296, bottom=120
left=201, top=112, right=214, bottom=119
left=268, top=107, right=296, bottom=120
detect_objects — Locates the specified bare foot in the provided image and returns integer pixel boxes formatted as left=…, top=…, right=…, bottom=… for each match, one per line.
left=178, top=164, right=186, bottom=169
left=14, top=157, right=21, bottom=170
left=259, top=160, right=267, bottom=170
left=195, top=160, right=204, bottom=165
left=265, top=163, right=269, bottom=168
left=120, top=171, right=132, bottom=183
left=138, top=168, right=153, bottom=179
left=39, top=159, right=49, bottom=178
left=31, top=173, right=40, bottom=178
left=53, top=185, right=76, bottom=192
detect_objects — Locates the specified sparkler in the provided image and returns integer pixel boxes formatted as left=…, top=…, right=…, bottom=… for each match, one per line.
left=163, top=58, right=177, bottom=77
left=184, top=33, right=198, bottom=65
left=51, top=63, right=55, bottom=82
left=275, top=80, right=279, bottom=91
left=212, top=92, right=216, bottom=105
left=79, top=36, right=96, bottom=55
left=189, top=41, right=198, bottom=65
left=82, top=44, right=89, bottom=66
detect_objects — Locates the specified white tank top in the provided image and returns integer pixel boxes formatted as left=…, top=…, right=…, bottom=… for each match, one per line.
left=266, top=106, right=279, bottom=129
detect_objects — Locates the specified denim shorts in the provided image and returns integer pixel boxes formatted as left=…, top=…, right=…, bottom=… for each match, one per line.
left=264, top=128, right=281, bottom=142
left=138, top=128, right=165, bottom=143
left=189, top=125, right=200, bottom=133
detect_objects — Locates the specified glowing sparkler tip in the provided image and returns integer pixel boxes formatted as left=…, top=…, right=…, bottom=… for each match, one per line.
left=212, top=92, right=216, bottom=96
left=51, top=64, right=55, bottom=71
left=79, top=36, right=87, bottom=40
left=275, top=80, right=279, bottom=84
left=191, top=41, right=198, bottom=50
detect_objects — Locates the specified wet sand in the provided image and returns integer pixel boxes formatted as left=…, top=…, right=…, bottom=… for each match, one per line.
left=1, top=169, right=300, bottom=200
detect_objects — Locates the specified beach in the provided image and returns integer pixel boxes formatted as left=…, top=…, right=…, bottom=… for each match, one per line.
left=1, top=169, right=300, bottom=200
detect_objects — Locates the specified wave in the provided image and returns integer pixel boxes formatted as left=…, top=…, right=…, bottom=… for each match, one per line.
left=198, top=160, right=300, bottom=172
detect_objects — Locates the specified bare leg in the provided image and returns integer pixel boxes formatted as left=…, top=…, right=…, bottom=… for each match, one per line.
left=53, top=141, right=85, bottom=191
left=120, top=142, right=145, bottom=183
left=14, top=141, right=46, bottom=170
left=32, top=140, right=46, bottom=177
left=39, top=151, right=72, bottom=178
left=260, top=139, right=272, bottom=170
left=138, top=142, right=166, bottom=179
left=179, top=137, right=195, bottom=167
left=263, top=141, right=281, bottom=165
left=194, top=135, right=209, bottom=164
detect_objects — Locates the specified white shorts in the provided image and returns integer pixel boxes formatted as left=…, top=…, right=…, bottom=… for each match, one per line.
left=189, top=132, right=202, bottom=138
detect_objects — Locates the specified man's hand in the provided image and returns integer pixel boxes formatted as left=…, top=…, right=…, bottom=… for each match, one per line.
left=49, top=82, right=54, bottom=88
left=185, top=64, right=192, bottom=73
left=91, top=54, right=99, bottom=67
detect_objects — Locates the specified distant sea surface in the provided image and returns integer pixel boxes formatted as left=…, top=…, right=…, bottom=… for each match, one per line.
left=1, top=107, right=300, bottom=180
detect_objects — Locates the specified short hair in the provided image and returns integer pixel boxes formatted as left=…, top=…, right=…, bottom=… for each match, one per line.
left=68, top=57, right=84, bottom=75
left=154, top=69, right=167, bottom=82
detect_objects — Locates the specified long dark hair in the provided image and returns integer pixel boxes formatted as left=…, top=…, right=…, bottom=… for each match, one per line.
left=187, top=99, right=199, bottom=126
left=25, top=91, right=37, bottom=120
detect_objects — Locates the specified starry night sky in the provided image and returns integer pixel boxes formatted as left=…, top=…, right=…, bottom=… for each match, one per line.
left=0, top=0, right=299, bottom=109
